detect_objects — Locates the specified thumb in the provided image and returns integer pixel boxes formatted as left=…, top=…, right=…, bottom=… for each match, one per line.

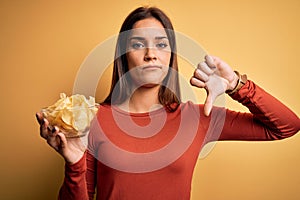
left=57, top=132, right=68, bottom=149
left=204, top=90, right=217, bottom=116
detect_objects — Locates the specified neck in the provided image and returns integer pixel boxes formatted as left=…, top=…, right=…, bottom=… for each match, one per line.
left=119, top=85, right=162, bottom=113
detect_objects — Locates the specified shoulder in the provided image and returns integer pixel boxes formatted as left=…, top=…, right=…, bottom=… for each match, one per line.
left=176, top=101, right=207, bottom=121
left=179, top=101, right=229, bottom=119
left=98, top=103, right=112, bottom=112
left=94, top=103, right=114, bottom=120
left=180, top=101, right=204, bottom=113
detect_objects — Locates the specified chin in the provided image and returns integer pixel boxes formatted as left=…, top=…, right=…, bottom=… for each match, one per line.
left=140, top=76, right=166, bottom=87
left=139, top=82, right=161, bottom=88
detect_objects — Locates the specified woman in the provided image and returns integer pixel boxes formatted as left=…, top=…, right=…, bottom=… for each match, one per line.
left=36, top=6, right=300, bottom=200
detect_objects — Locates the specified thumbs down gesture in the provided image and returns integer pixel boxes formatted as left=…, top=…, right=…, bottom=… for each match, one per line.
left=190, top=55, right=239, bottom=116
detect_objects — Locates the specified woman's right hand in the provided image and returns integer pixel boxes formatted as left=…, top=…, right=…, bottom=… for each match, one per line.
left=36, top=112, right=87, bottom=164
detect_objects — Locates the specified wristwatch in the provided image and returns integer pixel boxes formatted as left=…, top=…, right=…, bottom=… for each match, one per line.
left=226, top=71, right=247, bottom=95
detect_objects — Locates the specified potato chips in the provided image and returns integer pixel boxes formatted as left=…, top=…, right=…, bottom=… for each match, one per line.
left=42, top=93, right=98, bottom=137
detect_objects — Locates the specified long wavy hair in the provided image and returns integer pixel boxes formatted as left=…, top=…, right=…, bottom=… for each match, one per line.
left=103, top=6, right=181, bottom=112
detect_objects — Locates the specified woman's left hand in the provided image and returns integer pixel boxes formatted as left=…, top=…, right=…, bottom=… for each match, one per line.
left=190, top=55, right=239, bottom=116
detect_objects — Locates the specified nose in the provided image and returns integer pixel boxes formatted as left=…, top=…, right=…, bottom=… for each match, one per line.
left=144, top=47, right=157, bottom=62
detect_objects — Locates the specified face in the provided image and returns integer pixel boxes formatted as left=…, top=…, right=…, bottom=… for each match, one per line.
left=126, top=18, right=171, bottom=87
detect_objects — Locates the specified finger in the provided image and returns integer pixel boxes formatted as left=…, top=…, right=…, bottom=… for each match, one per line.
left=40, top=118, right=50, bottom=139
left=56, top=132, right=67, bottom=149
left=37, top=112, right=50, bottom=139
left=209, top=55, right=222, bottom=67
left=197, top=61, right=214, bottom=75
left=47, top=126, right=59, bottom=143
left=190, top=77, right=206, bottom=88
left=46, top=126, right=60, bottom=150
left=193, top=68, right=209, bottom=82
left=205, top=55, right=216, bottom=69
left=36, top=112, right=44, bottom=125
left=204, top=92, right=214, bottom=116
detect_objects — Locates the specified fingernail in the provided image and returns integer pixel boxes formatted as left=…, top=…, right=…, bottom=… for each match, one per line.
left=36, top=113, right=42, bottom=123
left=52, top=127, right=56, bottom=133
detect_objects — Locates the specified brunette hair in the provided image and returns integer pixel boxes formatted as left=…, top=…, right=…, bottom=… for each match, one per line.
left=103, top=6, right=181, bottom=112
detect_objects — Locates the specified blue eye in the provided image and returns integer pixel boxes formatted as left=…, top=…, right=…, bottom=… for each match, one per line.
left=156, top=43, right=168, bottom=48
left=131, top=43, right=145, bottom=49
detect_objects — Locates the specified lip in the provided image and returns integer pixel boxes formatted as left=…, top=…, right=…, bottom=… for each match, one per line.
left=142, top=65, right=163, bottom=70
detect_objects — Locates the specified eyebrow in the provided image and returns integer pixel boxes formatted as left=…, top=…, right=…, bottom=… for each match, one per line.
left=129, top=36, right=168, bottom=41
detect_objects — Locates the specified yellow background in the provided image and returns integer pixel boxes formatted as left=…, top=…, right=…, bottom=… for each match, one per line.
left=1, top=0, right=299, bottom=199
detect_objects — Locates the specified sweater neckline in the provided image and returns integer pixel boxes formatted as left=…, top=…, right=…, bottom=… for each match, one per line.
left=110, top=105, right=167, bottom=117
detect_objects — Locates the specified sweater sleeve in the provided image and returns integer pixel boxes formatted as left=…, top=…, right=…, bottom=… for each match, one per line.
left=208, top=80, right=300, bottom=141
left=58, top=152, right=89, bottom=200
left=86, top=151, right=97, bottom=200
